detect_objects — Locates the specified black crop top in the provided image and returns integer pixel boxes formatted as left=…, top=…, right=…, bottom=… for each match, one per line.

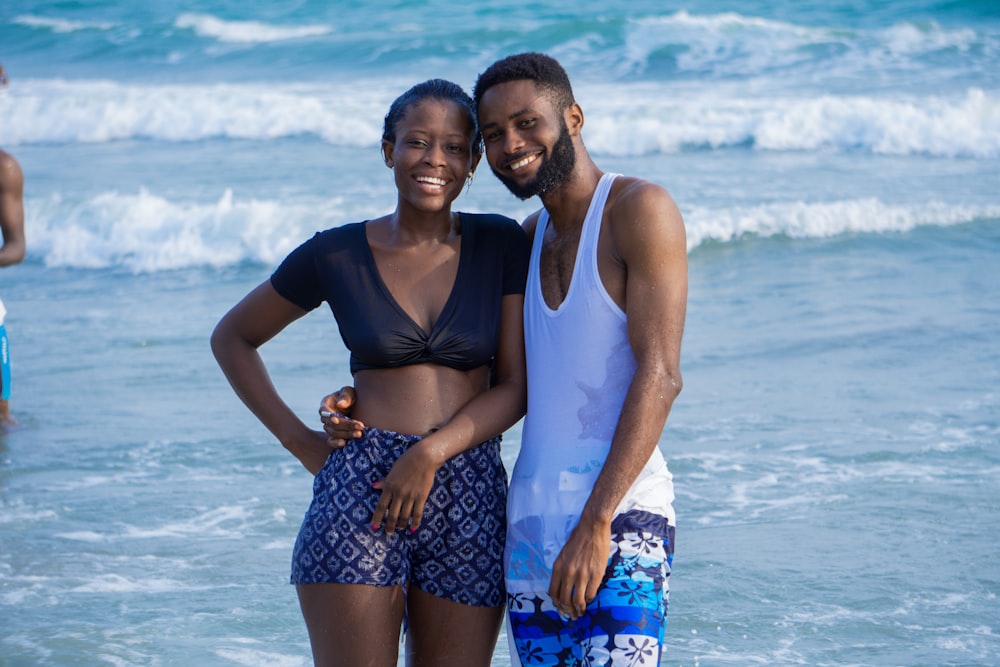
left=270, top=213, right=529, bottom=374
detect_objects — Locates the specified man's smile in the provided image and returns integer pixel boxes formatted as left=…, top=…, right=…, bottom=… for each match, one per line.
left=506, top=152, right=540, bottom=172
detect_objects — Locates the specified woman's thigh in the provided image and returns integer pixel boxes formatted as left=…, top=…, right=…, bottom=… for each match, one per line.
left=405, top=586, right=503, bottom=667
left=297, top=582, right=405, bottom=667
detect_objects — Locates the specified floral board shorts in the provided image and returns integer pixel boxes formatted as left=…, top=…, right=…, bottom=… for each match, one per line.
left=506, top=509, right=674, bottom=666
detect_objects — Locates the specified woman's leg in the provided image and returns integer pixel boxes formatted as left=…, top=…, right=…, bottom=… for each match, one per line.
left=404, top=586, right=504, bottom=667
left=297, top=582, right=405, bottom=667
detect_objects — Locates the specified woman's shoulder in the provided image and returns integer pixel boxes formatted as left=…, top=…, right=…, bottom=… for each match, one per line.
left=459, top=211, right=524, bottom=239
left=309, top=220, right=367, bottom=247
left=460, top=211, right=518, bottom=226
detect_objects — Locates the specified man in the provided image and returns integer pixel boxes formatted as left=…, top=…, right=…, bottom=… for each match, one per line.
left=1, top=59, right=27, bottom=427
left=472, top=53, right=687, bottom=666
left=323, top=52, right=687, bottom=665
left=0, top=145, right=27, bottom=426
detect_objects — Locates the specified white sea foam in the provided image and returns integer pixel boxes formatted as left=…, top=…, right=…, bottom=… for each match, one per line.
left=623, top=11, right=995, bottom=78
left=174, top=13, right=332, bottom=44
left=56, top=531, right=108, bottom=542
left=13, top=14, right=117, bottom=32
left=2, top=79, right=997, bottom=159
left=28, top=188, right=346, bottom=271
left=121, top=505, right=250, bottom=539
left=581, top=86, right=1000, bottom=158
left=214, top=648, right=309, bottom=667
left=24, top=189, right=1000, bottom=270
left=625, top=10, right=826, bottom=76
left=70, top=573, right=194, bottom=593
left=0, top=79, right=385, bottom=146
left=684, top=198, right=1000, bottom=249
left=0, top=501, right=58, bottom=524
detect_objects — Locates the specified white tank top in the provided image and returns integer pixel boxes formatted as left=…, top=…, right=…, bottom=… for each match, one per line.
left=506, top=172, right=675, bottom=594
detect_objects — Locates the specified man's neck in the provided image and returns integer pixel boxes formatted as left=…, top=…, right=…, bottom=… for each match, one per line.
left=539, top=159, right=604, bottom=233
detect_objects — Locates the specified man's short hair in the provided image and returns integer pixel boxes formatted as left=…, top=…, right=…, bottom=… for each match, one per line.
left=474, top=52, right=575, bottom=112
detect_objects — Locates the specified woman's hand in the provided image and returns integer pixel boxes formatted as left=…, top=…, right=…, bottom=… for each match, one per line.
left=369, top=443, right=439, bottom=535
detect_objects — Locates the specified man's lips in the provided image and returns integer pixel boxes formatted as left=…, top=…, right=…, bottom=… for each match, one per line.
left=505, top=152, right=541, bottom=172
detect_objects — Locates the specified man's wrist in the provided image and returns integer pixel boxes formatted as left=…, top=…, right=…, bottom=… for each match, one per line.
left=578, top=505, right=614, bottom=531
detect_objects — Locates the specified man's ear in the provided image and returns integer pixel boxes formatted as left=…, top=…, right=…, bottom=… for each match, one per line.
left=565, top=102, right=584, bottom=136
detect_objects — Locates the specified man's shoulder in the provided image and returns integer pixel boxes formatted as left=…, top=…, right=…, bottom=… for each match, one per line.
left=608, top=175, right=674, bottom=212
left=0, top=150, right=23, bottom=188
left=604, top=175, right=685, bottom=257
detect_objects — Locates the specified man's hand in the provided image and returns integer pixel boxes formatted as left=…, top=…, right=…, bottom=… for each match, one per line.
left=548, top=516, right=612, bottom=620
left=319, top=386, right=364, bottom=447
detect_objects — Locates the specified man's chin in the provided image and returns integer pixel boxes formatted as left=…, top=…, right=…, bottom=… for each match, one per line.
left=492, top=168, right=539, bottom=200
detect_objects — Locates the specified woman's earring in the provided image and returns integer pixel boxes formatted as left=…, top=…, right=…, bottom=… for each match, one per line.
left=386, top=159, right=394, bottom=168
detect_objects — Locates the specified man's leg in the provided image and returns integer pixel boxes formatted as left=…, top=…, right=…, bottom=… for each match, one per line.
left=507, top=509, right=674, bottom=666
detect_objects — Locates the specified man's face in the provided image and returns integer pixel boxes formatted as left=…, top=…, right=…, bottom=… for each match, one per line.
left=478, top=80, right=576, bottom=200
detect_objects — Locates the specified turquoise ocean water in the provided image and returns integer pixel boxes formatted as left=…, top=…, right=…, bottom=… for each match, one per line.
left=1, top=1, right=999, bottom=665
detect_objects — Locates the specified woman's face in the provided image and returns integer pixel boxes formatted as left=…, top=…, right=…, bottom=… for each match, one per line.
left=382, top=98, right=480, bottom=215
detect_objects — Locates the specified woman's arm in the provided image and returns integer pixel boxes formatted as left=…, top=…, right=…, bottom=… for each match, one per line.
left=371, top=293, right=527, bottom=535
left=211, top=281, right=333, bottom=474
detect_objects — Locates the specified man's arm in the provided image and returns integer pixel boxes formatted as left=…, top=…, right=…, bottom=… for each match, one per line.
left=0, top=151, right=26, bottom=267
left=548, top=179, right=688, bottom=619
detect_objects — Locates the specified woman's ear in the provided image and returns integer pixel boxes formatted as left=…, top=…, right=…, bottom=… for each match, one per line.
left=381, top=139, right=395, bottom=168
left=469, top=151, right=483, bottom=175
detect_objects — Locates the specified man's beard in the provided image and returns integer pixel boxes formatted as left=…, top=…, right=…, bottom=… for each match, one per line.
left=492, top=121, right=576, bottom=201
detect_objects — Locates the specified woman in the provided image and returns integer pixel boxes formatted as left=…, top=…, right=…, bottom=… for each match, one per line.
left=211, top=79, right=529, bottom=666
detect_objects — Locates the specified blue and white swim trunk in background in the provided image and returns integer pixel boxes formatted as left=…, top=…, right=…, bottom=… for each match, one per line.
left=507, top=509, right=674, bottom=667
left=0, top=324, right=10, bottom=401
left=0, top=297, right=8, bottom=401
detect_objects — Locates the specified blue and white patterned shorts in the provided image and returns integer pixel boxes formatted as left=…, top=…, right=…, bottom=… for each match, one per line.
left=291, top=427, right=507, bottom=607
left=0, top=324, right=10, bottom=401
left=507, top=509, right=674, bottom=666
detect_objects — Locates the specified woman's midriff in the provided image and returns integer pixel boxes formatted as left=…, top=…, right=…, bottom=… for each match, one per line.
left=351, top=363, right=491, bottom=436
